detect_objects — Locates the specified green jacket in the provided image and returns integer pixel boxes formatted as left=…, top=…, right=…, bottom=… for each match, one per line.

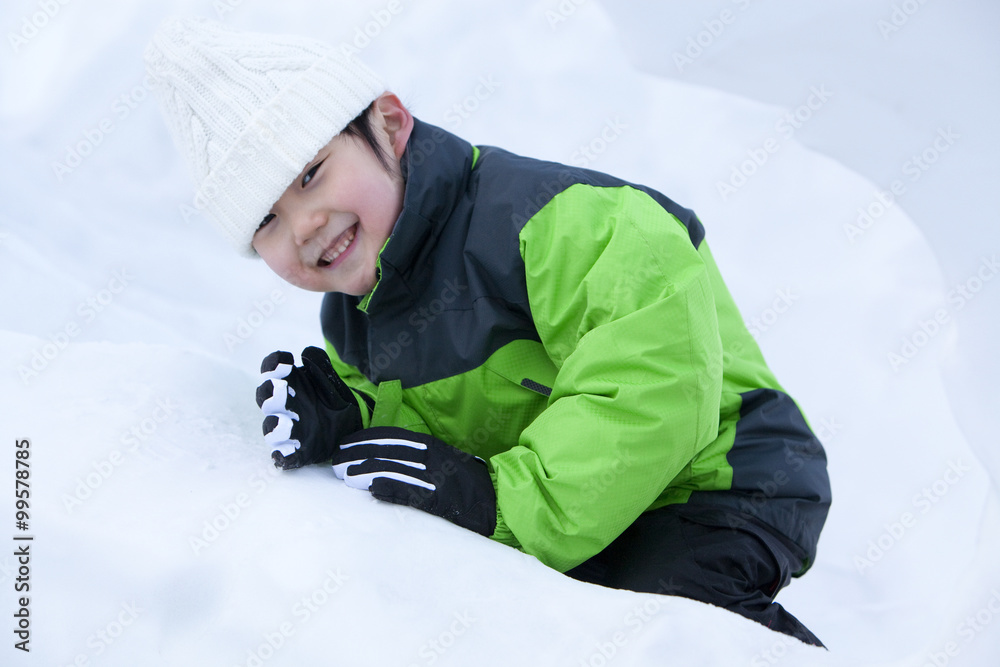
left=321, top=119, right=830, bottom=573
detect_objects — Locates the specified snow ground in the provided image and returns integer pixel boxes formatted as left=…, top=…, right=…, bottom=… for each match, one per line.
left=1, top=1, right=997, bottom=665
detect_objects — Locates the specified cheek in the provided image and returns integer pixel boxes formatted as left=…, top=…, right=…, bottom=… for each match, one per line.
left=370, top=187, right=404, bottom=239
left=252, top=238, right=278, bottom=269
left=346, top=180, right=384, bottom=218
left=254, top=236, right=299, bottom=282
left=351, top=162, right=404, bottom=222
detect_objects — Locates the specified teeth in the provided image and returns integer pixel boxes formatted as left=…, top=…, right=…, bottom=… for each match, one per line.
left=320, top=227, right=356, bottom=265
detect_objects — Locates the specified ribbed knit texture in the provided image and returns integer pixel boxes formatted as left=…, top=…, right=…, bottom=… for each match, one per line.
left=143, top=17, right=385, bottom=256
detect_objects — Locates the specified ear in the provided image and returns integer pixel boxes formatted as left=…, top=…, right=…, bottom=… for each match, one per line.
left=373, top=92, right=414, bottom=160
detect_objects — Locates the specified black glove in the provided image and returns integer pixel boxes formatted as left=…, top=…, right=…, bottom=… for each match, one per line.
left=256, top=346, right=364, bottom=470
left=332, top=427, right=497, bottom=537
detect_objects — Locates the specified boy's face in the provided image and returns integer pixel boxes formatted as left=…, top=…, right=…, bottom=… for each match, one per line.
left=252, top=94, right=411, bottom=296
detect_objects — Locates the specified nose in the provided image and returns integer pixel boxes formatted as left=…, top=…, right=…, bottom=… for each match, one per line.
left=290, top=205, right=327, bottom=246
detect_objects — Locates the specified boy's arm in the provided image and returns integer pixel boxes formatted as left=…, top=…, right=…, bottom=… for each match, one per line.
left=489, top=184, right=724, bottom=572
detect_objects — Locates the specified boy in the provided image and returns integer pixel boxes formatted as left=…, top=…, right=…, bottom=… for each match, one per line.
left=145, top=17, right=831, bottom=646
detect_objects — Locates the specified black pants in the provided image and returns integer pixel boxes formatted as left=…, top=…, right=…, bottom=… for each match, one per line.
left=565, top=503, right=825, bottom=647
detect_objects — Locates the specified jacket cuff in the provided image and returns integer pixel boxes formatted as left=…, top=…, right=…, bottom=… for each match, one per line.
left=488, top=469, right=521, bottom=548
left=348, top=389, right=373, bottom=429
left=368, top=379, right=431, bottom=433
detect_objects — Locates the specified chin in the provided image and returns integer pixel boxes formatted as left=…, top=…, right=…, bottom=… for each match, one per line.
left=348, top=271, right=377, bottom=296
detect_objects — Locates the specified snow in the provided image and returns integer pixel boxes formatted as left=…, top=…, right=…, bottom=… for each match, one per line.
left=1, top=0, right=998, bottom=665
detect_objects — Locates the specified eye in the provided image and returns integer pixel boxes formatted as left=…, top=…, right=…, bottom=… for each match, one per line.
left=301, top=159, right=325, bottom=187
left=258, top=213, right=276, bottom=230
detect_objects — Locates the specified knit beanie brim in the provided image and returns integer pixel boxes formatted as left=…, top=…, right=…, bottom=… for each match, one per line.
left=143, top=17, right=386, bottom=257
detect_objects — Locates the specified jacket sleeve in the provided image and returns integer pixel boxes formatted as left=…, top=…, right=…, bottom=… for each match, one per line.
left=488, top=184, right=724, bottom=572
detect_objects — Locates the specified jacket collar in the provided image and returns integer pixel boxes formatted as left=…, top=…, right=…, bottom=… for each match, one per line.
left=358, top=118, right=475, bottom=314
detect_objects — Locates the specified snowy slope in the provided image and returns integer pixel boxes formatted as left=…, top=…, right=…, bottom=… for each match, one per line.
left=5, top=331, right=840, bottom=666
left=600, top=0, right=1000, bottom=529
left=1, top=1, right=997, bottom=665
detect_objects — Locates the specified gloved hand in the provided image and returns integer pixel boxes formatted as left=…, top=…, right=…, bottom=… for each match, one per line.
left=256, top=346, right=364, bottom=470
left=332, top=427, right=497, bottom=537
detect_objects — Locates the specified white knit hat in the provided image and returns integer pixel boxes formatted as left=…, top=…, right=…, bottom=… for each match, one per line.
left=143, top=17, right=386, bottom=256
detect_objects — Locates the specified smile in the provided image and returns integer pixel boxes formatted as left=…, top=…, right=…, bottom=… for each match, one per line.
left=317, top=223, right=357, bottom=267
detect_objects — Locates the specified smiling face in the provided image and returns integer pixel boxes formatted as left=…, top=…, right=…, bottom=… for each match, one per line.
left=252, top=93, right=413, bottom=295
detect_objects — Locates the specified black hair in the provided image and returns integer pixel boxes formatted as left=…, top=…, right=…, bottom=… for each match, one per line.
left=340, top=101, right=396, bottom=174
